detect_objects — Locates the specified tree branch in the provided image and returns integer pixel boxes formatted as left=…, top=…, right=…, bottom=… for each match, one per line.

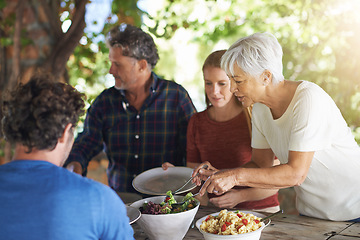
left=35, top=0, right=63, bottom=39
left=8, top=0, right=25, bottom=89
left=60, top=0, right=87, bottom=45
left=42, top=0, right=87, bottom=80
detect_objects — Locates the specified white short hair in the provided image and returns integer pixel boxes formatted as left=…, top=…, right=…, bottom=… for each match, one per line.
left=221, top=32, right=284, bottom=85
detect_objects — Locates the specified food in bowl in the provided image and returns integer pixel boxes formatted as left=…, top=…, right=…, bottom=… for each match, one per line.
left=140, top=190, right=197, bottom=214
left=200, top=209, right=263, bottom=235
left=130, top=195, right=200, bottom=240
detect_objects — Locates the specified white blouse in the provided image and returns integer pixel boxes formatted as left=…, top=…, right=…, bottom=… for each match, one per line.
left=252, top=80, right=360, bottom=221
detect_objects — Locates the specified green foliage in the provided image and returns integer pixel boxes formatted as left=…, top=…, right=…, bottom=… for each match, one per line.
left=112, top=0, right=142, bottom=24
left=141, top=0, right=360, bottom=142
left=66, top=0, right=360, bottom=143
left=0, top=8, right=15, bottom=46
left=0, top=37, right=12, bottom=47
left=0, top=0, right=6, bottom=9
left=67, top=0, right=143, bottom=101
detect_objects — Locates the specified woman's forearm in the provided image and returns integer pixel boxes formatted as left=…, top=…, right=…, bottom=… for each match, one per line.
left=235, top=164, right=305, bottom=189
left=235, top=151, right=314, bottom=189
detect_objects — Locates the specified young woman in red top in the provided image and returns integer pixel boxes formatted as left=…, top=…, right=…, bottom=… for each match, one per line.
left=185, top=50, right=280, bottom=212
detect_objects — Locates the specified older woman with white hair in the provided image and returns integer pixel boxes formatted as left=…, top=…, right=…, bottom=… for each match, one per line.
left=193, top=32, right=360, bottom=222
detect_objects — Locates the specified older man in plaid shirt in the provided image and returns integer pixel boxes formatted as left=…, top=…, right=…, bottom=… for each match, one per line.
left=65, top=24, right=196, bottom=193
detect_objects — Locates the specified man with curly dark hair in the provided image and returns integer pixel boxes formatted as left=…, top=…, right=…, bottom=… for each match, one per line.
left=0, top=75, right=134, bottom=240
left=65, top=24, right=197, bottom=193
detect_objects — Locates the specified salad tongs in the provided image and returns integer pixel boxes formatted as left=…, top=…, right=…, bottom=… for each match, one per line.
left=173, top=164, right=208, bottom=194
left=170, top=192, right=201, bottom=208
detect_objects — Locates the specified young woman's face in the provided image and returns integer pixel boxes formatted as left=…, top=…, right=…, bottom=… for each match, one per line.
left=203, top=67, right=234, bottom=108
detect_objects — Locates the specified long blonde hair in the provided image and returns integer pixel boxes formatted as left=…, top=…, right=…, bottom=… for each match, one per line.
left=203, top=50, right=253, bottom=136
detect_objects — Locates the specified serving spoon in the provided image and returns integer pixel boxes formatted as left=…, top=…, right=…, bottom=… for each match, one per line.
left=260, top=209, right=283, bottom=222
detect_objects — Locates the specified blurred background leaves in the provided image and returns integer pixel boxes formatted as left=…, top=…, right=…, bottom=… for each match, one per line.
left=1, top=0, right=360, bottom=161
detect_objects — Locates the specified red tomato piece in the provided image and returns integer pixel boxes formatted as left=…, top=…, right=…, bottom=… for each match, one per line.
left=221, top=224, right=227, bottom=232
left=242, top=219, right=248, bottom=225
left=237, top=213, right=242, bottom=218
left=205, top=216, right=211, bottom=222
left=225, top=221, right=231, bottom=226
left=254, top=219, right=260, bottom=224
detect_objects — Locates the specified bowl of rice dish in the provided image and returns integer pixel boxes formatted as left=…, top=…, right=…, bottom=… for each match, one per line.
left=196, top=209, right=270, bottom=240
left=130, top=191, right=200, bottom=240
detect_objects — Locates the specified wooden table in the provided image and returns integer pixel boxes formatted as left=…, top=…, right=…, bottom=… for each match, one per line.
left=132, top=205, right=360, bottom=239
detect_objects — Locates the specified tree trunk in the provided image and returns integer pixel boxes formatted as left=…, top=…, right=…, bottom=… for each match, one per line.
left=3, top=0, right=25, bottom=163
left=40, top=0, right=87, bottom=81
left=0, top=0, right=88, bottom=164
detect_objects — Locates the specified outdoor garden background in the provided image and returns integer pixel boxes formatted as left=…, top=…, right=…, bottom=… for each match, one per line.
left=1, top=0, right=359, bottom=213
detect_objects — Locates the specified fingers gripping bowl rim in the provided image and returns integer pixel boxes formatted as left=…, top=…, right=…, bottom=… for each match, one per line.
left=196, top=210, right=271, bottom=240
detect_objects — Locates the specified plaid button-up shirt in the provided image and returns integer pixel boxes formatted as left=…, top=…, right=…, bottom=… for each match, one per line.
left=67, top=73, right=197, bottom=192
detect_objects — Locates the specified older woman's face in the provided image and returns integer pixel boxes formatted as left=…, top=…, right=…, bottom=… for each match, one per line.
left=203, top=66, right=234, bottom=108
left=228, top=65, right=263, bottom=108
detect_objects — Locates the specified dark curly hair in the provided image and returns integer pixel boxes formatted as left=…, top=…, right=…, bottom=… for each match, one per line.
left=1, top=75, right=85, bottom=152
left=106, top=23, right=159, bottom=69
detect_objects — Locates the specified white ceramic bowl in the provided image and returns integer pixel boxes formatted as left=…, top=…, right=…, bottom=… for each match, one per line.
left=196, top=210, right=270, bottom=240
left=130, top=195, right=200, bottom=240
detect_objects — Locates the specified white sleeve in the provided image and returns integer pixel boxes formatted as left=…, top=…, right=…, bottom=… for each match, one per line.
left=251, top=104, right=271, bottom=149
left=289, top=85, right=335, bottom=151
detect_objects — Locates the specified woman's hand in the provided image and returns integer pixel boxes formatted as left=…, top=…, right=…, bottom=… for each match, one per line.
left=162, top=162, right=174, bottom=170
left=199, top=168, right=239, bottom=196
left=192, top=161, right=218, bottom=186
left=209, top=189, right=243, bottom=208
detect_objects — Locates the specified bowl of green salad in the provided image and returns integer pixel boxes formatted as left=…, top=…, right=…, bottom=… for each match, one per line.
left=130, top=191, right=200, bottom=240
